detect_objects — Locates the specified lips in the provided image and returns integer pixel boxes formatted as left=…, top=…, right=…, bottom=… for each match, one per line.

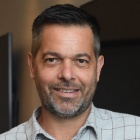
left=55, top=88, right=79, bottom=93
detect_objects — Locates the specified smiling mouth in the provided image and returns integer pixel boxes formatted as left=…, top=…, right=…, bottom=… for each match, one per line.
left=54, top=88, right=79, bottom=93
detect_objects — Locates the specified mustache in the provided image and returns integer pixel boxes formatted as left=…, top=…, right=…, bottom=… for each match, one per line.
left=49, top=81, right=83, bottom=89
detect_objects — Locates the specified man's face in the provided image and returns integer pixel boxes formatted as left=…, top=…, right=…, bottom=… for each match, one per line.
left=28, top=25, right=104, bottom=118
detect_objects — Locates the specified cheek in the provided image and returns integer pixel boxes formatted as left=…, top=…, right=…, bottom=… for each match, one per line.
left=76, top=69, right=97, bottom=87
left=36, top=69, right=58, bottom=85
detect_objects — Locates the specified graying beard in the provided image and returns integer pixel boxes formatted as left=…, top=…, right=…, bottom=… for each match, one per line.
left=37, top=80, right=97, bottom=119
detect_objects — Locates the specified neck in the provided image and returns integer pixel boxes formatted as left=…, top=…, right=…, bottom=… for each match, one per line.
left=37, top=104, right=92, bottom=140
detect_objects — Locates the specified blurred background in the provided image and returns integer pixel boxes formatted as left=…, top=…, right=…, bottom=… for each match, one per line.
left=0, top=0, right=140, bottom=133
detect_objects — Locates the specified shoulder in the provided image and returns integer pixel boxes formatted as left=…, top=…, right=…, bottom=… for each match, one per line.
left=0, top=122, right=27, bottom=140
left=0, top=107, right=42, bottom=140
left=95, top=107, right=140, bottom=130
left=90, top=105, right=140, bottom=139
left=98, top=107, right=140, bottom=120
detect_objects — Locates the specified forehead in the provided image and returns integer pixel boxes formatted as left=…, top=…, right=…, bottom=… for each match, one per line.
left=41, top=24, right=93, bottom=40
left=38, top=25, right=95, bottom=57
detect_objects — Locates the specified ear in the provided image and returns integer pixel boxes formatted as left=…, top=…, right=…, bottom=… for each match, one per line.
left=27, top=52, right=35, bottom=79
left=97, top=55, right=104, bottom=82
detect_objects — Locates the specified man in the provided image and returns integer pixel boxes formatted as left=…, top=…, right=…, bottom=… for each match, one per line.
left=0, top=4, right=140, bottom=140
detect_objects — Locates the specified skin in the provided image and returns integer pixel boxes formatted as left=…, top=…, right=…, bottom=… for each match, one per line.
left=28, top=25, right=104, bottom=140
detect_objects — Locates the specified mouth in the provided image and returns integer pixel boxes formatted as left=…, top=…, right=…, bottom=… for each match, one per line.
left=53, top=88, right=80, bottom=98
left=55, top=88, right=79, bottom=93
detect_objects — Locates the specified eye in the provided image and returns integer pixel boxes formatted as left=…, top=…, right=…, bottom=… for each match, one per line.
left=43, top=58, right=60, bottom=65
left=76, top=59, right=89, bottom=67
left=46, top=58, right=55, bottom=62
left=78, top=59, right=86, bottom=63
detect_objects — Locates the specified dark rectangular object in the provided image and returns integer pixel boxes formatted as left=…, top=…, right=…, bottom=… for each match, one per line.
left=0, top=33, right=13, bottom=133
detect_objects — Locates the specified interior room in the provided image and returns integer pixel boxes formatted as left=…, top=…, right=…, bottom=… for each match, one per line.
left=0, top=0, right=140, bottom=133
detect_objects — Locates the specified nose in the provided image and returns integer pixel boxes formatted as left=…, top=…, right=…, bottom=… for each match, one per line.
left=57, top=60, right=75, bottom=81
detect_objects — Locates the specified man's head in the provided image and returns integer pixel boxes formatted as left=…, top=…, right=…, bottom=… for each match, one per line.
left=28, top=4, right=104, bottom=119
left=32, top=4, right=100, bottom=59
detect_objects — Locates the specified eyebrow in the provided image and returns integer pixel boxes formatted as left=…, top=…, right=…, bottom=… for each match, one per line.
left=41, top=51, right=91, bottom=60
left=41, top=51, right=60, bottom=60
left=75, top=53, right=91, bottom=60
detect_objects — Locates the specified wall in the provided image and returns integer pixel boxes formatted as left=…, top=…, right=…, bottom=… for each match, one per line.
left=81, top=0, right=140, bottom=40
left=0, top=0, right=92, bottom=124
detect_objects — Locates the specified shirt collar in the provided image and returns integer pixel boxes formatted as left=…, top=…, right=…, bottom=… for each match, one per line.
left=83, top=103, right=103, bottom=139
left=25, top=107, right=53, bottom=139
left=25, top=103, right=102, bottom=139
